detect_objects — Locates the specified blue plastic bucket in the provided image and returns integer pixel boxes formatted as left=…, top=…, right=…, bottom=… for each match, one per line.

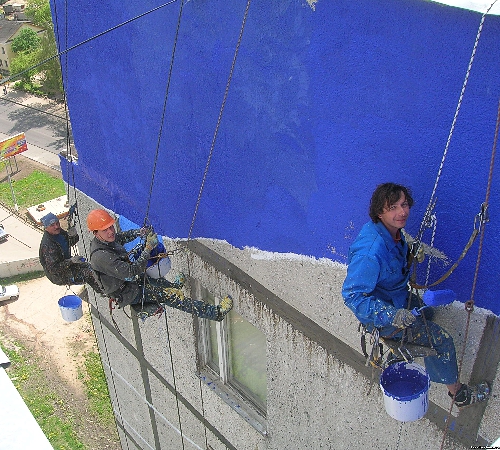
left=380, top=362, right=430, bottom=422
left=58, top=295, right=83, bottom=322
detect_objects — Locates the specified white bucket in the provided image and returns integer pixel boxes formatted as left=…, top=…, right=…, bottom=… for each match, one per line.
left=58, top=295, right=83, bottom=322
left=380, top=362, right=430, bottom=422
left=146, top=256, right=171, bottom=279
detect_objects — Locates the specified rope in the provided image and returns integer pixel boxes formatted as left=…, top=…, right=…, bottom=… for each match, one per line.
left=410, top=227, right=479, bottom=290
left=187, top=0, right=252, bottom=241
left=48, top=3, right=188, bottom=448
left=129, top=0, right=188, bottom=446
left=416, top=0, right=498, bottom=244
left=0, top=0, right=179, bottom=87
left=143, top=0, right=185, bottom=225
left=440, top=97, right=500, bottom=450
left=182, top=1, right=252, bottom=448
left=423, top=213, right=437, bottom=287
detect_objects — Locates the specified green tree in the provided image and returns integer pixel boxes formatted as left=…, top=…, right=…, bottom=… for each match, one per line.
left=11, top=0, right=64, bottom=98
left=9, top=50, right=39, bottom=84
left=25, top=0, right=53, bottom=29
left=11, top=28, right=41, bottom=54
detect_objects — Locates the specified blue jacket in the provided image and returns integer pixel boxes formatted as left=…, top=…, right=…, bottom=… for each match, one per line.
left=342, top=220, right=410, bottom=330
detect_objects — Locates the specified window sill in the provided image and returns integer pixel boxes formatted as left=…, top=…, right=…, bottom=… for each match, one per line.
left=198, top=369, right=268, bottom=437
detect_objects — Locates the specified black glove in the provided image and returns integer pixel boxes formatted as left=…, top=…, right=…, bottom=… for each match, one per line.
left=67, top=226, right=78, bottom=237
left=392, top=309, right=416, bottom=328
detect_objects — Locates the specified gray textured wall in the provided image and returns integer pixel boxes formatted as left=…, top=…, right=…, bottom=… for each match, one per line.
left=72, top=189, right=499, bottom=449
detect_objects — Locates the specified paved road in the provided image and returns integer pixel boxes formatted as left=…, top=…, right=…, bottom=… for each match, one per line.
left=0, top=89, right=66, bottom=170
left=0, top=89, right=67, bottom=270
left=0, top=89, right=68, bottom=158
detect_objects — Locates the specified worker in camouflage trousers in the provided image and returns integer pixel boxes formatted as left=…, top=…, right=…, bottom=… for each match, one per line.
left=39, top=212, right=103, bottom=293
left=86, top=209, right=233, bottom=321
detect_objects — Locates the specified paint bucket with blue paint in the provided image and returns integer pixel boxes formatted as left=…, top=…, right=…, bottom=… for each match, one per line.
left=58, top=295, right=83, bottom=322
left=380, top=362, right=430, bottom=422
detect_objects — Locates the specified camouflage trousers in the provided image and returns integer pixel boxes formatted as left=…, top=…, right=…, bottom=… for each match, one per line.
left=131, top=277, right=222, bottom=321
left=69, top=263, right=104, bottom=294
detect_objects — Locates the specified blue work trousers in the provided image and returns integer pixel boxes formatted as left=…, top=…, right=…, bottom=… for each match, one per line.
left=383, top=318, right=459, bottom=385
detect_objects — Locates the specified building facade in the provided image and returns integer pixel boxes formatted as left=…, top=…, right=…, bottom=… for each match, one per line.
left=54, top=0, right=500, bottom=447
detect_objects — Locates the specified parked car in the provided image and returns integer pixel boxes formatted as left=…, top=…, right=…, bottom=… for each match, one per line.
left=0, top=285, right=19, bottom=302
left=0, top=224, right=7, bottom=243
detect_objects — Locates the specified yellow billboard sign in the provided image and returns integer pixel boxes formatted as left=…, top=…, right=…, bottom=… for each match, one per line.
left=0, top=133, right=28, bottom=159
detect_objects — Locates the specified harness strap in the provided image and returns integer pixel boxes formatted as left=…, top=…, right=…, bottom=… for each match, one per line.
left=410, top=227, right=479, bottom=290
left=359, top=324, right=369, bottom=359
left=108, top=297, right=122, bottom=334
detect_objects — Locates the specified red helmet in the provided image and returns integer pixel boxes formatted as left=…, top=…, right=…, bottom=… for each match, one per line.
left=87, top=209, right=116, bottom=231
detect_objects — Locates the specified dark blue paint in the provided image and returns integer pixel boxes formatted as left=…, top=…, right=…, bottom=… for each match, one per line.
left=51, top=0, right=500, bottom=313
left=380, top=364, right=429, bottom=400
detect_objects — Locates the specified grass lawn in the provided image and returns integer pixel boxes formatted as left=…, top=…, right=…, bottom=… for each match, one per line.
left=0, top=336, right=88, bottom=450
left=0, top=170, right=65, bottom=208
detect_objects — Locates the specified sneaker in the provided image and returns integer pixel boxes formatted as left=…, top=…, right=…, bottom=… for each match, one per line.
left=217, top=295, right=233, bottom=320
left=449, top=381, right=491, bottom=408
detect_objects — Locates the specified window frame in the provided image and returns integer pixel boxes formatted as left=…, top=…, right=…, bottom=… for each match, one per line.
left=194, top=280, right=267, bottom=434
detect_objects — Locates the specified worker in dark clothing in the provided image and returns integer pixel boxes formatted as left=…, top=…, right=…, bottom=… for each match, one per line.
left=39, top=212, right=103, bottom=293
left=87, top=209, right=233, bottom=321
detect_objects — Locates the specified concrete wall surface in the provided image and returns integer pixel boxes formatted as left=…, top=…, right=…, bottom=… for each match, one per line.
left=73, top=191, right=499, bottom=450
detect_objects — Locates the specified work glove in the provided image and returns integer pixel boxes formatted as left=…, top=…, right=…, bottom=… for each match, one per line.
left=144, top=231, right=158, bottom=252
left=67, top=226, right=78, bottom=237
left=139, top=225, right=153, bottom=237
left=70, top=255, right=85, bottom=264
left=392, top=309, right=416, bottom=328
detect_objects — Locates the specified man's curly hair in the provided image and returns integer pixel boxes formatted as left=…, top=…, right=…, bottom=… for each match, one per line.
left=369, top=183, right=414, bottom=223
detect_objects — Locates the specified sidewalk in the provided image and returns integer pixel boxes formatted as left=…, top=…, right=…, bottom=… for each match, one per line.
left=0, top=116, right=64, bottom=277
left=1, top=88, right=66, bottom=171
left=0, top=203, right=44, bottom=278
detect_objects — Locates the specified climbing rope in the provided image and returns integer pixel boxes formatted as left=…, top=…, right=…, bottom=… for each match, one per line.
left=410, top=224, right=480, bottom=290
left=143, top=0, right=184, bottom=226
left=410, top=0, right=498, bottom=292
left=48, top=4, right=187, bottom=449
left=0, top=0, right=180, bottom=88
left=416, top=0, right=498, bottom=245
left=440, top=97, right=499, bottom=450
left=182, top=1, right=252, bottom=449
left=134, top=0, right=189, bottom=447
left=187, top=0, right=252, bottom=242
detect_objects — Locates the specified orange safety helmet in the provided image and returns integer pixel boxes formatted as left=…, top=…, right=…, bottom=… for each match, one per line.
left=87, top=209, right=116, bottom=231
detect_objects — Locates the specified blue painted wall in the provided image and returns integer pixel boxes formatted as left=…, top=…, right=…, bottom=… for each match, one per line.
left=51, top=0, right=500, bottom=314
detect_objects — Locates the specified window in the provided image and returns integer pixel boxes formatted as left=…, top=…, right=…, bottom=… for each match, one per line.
left=195, top=282, right=267, bottom=429
left=1, top=47, right=4, bottom=54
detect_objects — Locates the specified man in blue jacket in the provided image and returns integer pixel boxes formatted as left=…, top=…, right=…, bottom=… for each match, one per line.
left=342, top=182, right=489, bottom=408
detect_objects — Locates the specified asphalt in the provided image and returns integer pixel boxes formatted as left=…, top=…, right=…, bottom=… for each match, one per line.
left=0, top=145, right=62, bottom=277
